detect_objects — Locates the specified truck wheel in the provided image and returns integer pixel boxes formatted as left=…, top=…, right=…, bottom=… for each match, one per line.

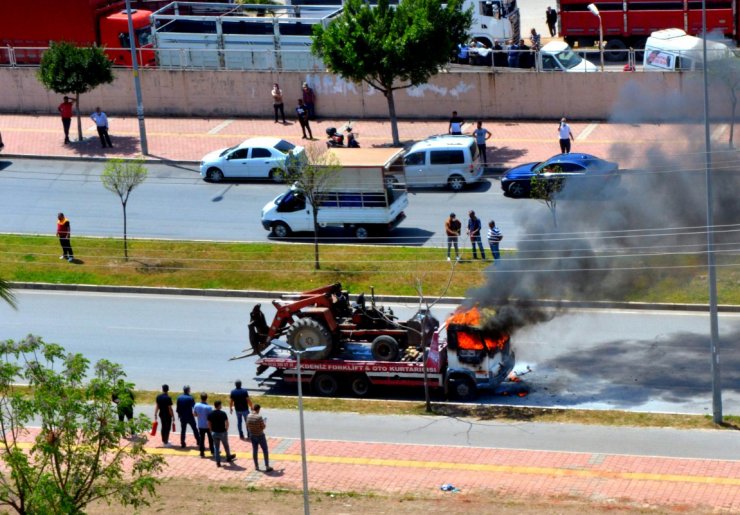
left=354, top=226, right=370, bottom=240
left=312, top=373, right=339, bottom=396
left=271, top=222, right=291, bottom=239
left=207, top=168, right=224, bottom=182
left=371, top=336, right=400, bottom=361
left=448, top=175, right=466, bottom=191
left=350, top=375, right=371, bottom=397
left=286, top=318, right=332, bottom=359
left=604, top=39, right=627, bottom=61
left=448, top=375, right=477, bottom=402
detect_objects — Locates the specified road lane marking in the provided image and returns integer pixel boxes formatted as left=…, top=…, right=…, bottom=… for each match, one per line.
left=208, top=119, right=235, bottom=134
left=575, top=122, right=599, bottom=142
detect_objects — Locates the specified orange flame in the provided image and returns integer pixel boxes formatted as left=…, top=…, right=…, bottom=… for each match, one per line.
left=450, top=307, right=508, bottom=352
left=447, top=306, right=481, bottom=327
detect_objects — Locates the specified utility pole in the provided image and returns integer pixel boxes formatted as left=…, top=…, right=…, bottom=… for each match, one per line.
left=125, top=0, right=149, bottom=155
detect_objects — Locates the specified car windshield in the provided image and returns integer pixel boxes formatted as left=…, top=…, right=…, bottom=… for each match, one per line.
left=218, top=146, right=237, bottom=157
left=273, top=140, right=296, bottom=154
left=555, top=49, right=584, bottom=69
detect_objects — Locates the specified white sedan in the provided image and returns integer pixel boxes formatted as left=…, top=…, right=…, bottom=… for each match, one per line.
left=199, top=137, right=304, bottom=182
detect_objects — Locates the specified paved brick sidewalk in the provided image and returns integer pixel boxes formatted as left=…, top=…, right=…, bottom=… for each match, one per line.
left=15, top=427, right=740, bottom=510
left=0, top=113, right=721, bottom=170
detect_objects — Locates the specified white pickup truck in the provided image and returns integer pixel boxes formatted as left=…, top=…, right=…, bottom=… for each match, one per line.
left=261, top=148, right=408, bottom=240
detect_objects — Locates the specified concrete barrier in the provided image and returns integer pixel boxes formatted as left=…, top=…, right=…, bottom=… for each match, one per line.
left=0, top=67, right=729, bottom=121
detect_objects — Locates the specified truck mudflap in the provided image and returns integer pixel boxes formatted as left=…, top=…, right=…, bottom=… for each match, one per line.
left=388, top=211, right=406, bottom=231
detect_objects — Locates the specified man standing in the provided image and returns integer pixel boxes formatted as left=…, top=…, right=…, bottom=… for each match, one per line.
left=193, top=392, right=214, bottom=458
left=467, top=210, right=486, bottom=260
left=558, top=117, right=574, bottom=154
left=56, top=212, right=74, bottom=262
left=58, top=96, right=75, bottom=144
left=296, top=99, right=313, bottom=140
left=301, top=82, right=316, bottom=120
left=230, top=379, right=254, bottom=440
left=472, top=121, right=492, bottom=165
left=176, top=385, right=200, bottom=449
left=271, top=83, right=286, bottom=124
left=487, top=220, right=503, bottom=261
left=208, top=400, right=237, bottom=467
left=154, top=384, right=174, bottom=447
left=90, top=106, right=112, bottom=148
left=247, top=404, right=273, bottom=472
left=444, top=213, right=461, bottom=262
left=546, top=6, right=558, bottom=37
left=507, top=39, right=520, bottom=68
left=448, top=111, right=464, bottom=135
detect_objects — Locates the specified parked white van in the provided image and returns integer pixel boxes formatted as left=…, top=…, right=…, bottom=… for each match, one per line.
left=538, top=41, right=598, bottom=72
left=390, top=135, right=484, bottom=191
left=643, top=29, right=731, bottom=71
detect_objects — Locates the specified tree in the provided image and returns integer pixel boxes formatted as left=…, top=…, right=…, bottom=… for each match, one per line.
left=37, top=42, right=114, bottom=143
left=530, top=169, right=564, bottom=227
left=0, top=336, right=165, bottom=514
left=280, top=146, right=341, bottom=270
left=312, top=0, right=471, bottom=146
left=0, top=278, right=17, bottom=309
left=101, top=159, right=148, bottom=261
left=709, top=53, right=740, bottom=148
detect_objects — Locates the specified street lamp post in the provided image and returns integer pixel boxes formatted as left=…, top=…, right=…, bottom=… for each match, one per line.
left=587, top=3, right=604, bottom=72
left=271, top=340, right=326, bottom=515
left=124, top=0, right=149, bottom=155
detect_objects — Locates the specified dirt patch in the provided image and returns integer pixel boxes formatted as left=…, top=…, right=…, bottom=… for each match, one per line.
left=86, top=479, right=704, bottom=514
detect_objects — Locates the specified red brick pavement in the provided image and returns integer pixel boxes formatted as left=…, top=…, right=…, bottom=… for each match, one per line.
left=13, top=427, right=739, bottom=510
left=1, top=113, right=730, bottom=170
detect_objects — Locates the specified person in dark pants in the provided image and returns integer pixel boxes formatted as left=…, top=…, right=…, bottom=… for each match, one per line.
left=112, top=381, right=135, bottom=435
left=154, top=384, right=174, bottom=447
left=487, top=220, right=503, bottom=261
left=56, top=212, right=74, bottom=262
left=58, top=96, right=75, bottom=144
left=90, top=106, right=113, bottom=148
left=467, top=210, right=486, bottom=260
left=558, top=117, right=574, bottom=154
left=271, top=83, right=286, bottom=124
left=472, top=121, right=492, bottom=165
left=230, top=379, right=254, bottom=439
left=546, top=7, right=558, bottom=38
left=296, top=99, right=313, bottom=139
left=301, top=82, right=316, bottom=120
left=193, top=392, right=214, bottom=458
left=176, top=385, right=201, bottom=448
left=247, top=404, right=273, bottom=472
left=208, top=400, right=236, bottom=467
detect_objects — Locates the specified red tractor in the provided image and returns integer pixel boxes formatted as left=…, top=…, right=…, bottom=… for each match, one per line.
left=248, top=283, right=437, bottom=361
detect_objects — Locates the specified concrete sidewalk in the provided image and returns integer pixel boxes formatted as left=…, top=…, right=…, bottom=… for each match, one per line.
left=0, top=113, right=705, bottom=170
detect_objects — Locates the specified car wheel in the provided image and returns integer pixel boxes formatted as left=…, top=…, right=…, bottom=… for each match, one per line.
left=268, top=168, right=284, bottom=183
left=207, top=168, right=224, bottom=182
left=271, top=222, right=291, bottom=239
left=448, top=175, right=466, bottom=192
left=507, top=181, right=527, bottom=198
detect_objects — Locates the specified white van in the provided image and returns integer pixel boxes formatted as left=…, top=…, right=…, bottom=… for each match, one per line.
left=643, top=29, right=731, bottom=71
left=261, top=148, right=408, bottom=240
left=538, top=41, right=598, bottom=72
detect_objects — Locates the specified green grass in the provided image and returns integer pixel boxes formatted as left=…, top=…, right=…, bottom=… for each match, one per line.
left=1, top=234, right=739, bottom=303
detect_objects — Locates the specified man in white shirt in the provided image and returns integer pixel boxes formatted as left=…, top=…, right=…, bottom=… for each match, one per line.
left=90, top=107, right=112, bottom=148
left=558, top=117, right=574, bottom=154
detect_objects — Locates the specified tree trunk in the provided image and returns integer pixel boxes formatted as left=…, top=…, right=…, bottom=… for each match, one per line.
left=384, top=89, right=401, bottom=147
left=75, top=92, right=83, bottom=142
left=122, top=201, right=128, bottom=261
left=313, top=208, right=320, bottom=270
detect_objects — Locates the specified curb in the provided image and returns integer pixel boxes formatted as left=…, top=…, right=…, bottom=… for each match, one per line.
left=1, top=152, right=199, bottom=166
left=9, top=282, right=740, bottom=312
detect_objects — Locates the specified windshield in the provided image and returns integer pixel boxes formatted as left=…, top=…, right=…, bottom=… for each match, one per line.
left=555, top=49, right=584, bottom=69
left=218, top=146, right=237, bottom=157
left=273, top=140, right=296, bottom=154
left=137, top=26, right=153, bottom=46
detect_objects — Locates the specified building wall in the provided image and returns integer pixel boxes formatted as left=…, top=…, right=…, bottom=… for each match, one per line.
left=0, top=68, right=727, bottom=121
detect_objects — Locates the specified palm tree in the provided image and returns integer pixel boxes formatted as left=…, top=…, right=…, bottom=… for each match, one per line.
left=0, top=278, right=17, bottom=309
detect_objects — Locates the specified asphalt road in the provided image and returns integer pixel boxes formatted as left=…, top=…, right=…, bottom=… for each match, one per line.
left=0, top=157, right=528, bottom=247
left=3, top=290, right=738, bottom=415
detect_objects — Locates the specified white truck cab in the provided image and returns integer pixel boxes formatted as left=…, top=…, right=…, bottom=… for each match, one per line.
left=643, top=28, right=731, bottom=71
left=466, top=0, right=520, bottom=47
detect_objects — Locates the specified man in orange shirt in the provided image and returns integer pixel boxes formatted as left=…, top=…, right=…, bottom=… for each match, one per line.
left=58, top=96, right=75, bottom=144
left=56, top=212, right=74, bottom=262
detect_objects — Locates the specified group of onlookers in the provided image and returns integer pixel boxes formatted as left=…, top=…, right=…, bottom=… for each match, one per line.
left=456, top=27, right=543, bottom=69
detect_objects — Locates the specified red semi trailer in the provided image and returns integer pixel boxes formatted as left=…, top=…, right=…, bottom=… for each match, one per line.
left=558, top=0, right=736, bottom=60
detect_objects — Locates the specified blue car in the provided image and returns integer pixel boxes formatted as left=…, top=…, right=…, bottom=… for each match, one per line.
left=500, top=153, right=620, bottom=198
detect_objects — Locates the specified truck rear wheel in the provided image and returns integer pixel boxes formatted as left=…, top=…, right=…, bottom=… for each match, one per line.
left=447, top=375, right=477, bottom=402
left=371, top=335, right=400, bottom=361
left=604, top=39, right=627, bottom=61
left=286, top=318, right=332, bottom=359
left=312, top=373, right=340, bottom=396
left=349, top=374, right=371, bottom=397
left=354, top=225, right=369, bottom=240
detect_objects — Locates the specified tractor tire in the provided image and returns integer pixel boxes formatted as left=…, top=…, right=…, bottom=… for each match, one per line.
left=286, top=318, right=332, bottom=359
left=371, top=335, right=400, bottom=361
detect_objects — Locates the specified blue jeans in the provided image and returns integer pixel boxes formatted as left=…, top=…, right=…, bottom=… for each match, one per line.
left=250, top=433, right=270, bottom=468
left=213, top=431, right=232, bottom=464
left=489, top=242, right=500, bottom=260
left=471, top=236, right=485, bottom=259
left=235, top=410, right=250, bottom=437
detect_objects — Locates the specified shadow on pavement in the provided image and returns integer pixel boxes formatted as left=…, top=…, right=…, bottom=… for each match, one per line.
left=492, top=145, right=529, bottom=166
left=69, top=135, right=141, bottom=158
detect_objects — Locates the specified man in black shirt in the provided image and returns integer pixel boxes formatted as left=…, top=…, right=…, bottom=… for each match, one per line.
left=230, top=380, right=254, bottom=440
left=208, top=400, right=237, bottom=467
left=154, top=384, right=174, bottom=446
left=176, top=385, right=201, bottom=449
